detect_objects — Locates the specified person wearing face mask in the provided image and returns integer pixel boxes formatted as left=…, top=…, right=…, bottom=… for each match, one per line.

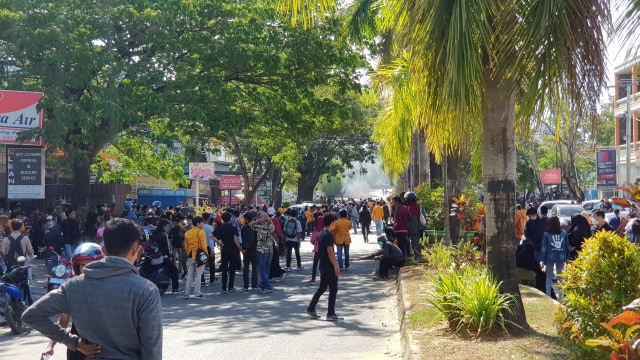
left=371, top=235, right=405, bottom=281
left=524, top=207, right=547, bottom=261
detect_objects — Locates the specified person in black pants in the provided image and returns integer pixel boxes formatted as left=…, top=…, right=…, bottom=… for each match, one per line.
left=372, top=235, right=405, bottom=280
left=241, top=212, right=259, bottom=290
left=150, top=220, right=181, bottom=293
left=306, top=213, right=342, bottom=321
left=213, top=213, right=245, bottom=293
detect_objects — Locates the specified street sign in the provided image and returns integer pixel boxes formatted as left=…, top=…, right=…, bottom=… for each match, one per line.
left=7, top=147, right=45, bottom=199
left=220, top=175, right=242, bottom=190
left=596, top=148, right=617, bottom=189
left=188, top=162, right=214, bottom=179
left=0, top=90, right=44, bottom=145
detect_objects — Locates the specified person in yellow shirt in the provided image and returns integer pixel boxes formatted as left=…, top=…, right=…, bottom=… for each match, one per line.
left=184, top=216, right=208, bottom=299
left=372, top=202, right=384, bottom=235
left=331, top=209, right=352, bottom=270
left=305, top=206, right=315, bottom=236
left=515, top=204, right=526, bottom=245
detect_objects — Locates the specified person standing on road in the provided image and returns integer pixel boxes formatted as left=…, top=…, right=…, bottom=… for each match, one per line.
left=372, top=202, right=384, bottom=236
left=539, top=216, right=570, bottom=299
left=61, top=209, right=81, bottom=261
left=251, top=213, right=276, bottom=292
left=359, top=205, right=372, bottom=242
left=151, top=220, right=181, bottom=294
left=309, top=212, right=324, bottom=283
left=214, top=212, right=244, bottom=293
left=23, top=218, right=163, bottom=360
left=269, top=213, right=287, bottom=281
left=306, top=213, right=342, bottom=321
left=169, top=217, right=187, bottom=278
left=515, top=204, right=526, bottom=245
left=241, top=212, right=259, bottom=291
left=392, top=196, right=411, bottom=259
left=184, top=216, right=208, bottom=299
left=201, top=213, right=216, bottom=286
left=524, top=207, right=546, bottom=261
left=331, top=209, right=352, bottom=270
left=350, top=204, right=359, bottom=234
left=284, top=210, right=303, bottom=271
left=305, top=206, right=315, bottom=236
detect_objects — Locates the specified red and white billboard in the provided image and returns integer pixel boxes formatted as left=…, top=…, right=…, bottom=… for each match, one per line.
left=219, top=175, right=242, bottom=190
left=540, top=170, right=562, bottom=184
left=0, top=90, right=44, bottom=145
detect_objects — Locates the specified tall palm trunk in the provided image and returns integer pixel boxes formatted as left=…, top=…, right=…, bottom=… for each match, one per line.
left=482, top=75, right=529, bottom=330
left=443, top=152, right=461, bottom=245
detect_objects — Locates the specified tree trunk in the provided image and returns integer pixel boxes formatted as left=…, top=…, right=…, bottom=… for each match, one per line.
left=297, top=176, right=319, bottom=202
left=271, top=169, right=282, bottom=208
left=443, top=153, right=461, bottom=245
left=71, top=163, right=91, bottom=221
left=482, top=75, right=530, bottom=330
left=418, top=130, right=430, bottom=186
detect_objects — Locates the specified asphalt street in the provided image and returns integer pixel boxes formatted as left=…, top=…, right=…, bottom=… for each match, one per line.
left=0, top=227, right=401, bottom=360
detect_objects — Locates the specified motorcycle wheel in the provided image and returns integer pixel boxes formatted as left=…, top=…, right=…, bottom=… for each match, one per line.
left=5, top=298, right=24, bottom=334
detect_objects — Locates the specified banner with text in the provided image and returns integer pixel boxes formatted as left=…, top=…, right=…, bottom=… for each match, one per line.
left=0, top=91, right=45, bottom=145
left=7, top=147, right=45, bottom=199
left=219, top=175, right=242, bottom=190
left=596, top=148, right=617, bottom=189
left=540, top=170, right=562, bottom=184
left=188, top=162, right=215, bottom=180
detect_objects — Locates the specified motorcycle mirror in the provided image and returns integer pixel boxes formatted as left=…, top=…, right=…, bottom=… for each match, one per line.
left=49, top=246, right=54, bottom=250
left=16, top=256, right=26, bottom=264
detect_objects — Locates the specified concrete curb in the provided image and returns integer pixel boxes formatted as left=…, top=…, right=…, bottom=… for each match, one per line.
left=395, top=267, right=423, bottom=360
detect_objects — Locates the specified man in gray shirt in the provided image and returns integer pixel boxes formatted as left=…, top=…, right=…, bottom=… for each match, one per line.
left=23, top=218, right=163, bottom=360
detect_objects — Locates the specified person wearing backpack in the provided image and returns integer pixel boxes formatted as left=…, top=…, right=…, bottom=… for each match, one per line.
left=284, top=210, right=303, bottom=271
left=1, top=219, right=34, bottom=269
left=241, top=212, right=259, bottom=291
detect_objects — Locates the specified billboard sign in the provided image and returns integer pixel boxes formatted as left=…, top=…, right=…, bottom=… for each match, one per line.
left=220, top=175, right=242, bottom=190
left=540, top=170, right=562, bottom=184
left=0, top=91, right=44, bottom=145
left=7, top=147, right=45, bottom=199
left=188, top=162, right=214, bottom=180
left=596, top=148, right=617, bottom=189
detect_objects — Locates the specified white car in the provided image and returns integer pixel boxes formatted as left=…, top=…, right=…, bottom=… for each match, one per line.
left=538, top=200, right=572, bottom=214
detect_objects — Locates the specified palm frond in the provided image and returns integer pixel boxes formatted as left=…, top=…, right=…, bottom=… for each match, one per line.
left=277, top=0, right=337, bottom=29
left=348, top=0, right=379, bottom=42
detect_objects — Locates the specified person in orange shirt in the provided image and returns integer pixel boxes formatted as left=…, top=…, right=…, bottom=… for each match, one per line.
left=515, top=204, right=526, bottom=245
left=331, top=209, right=352, bottom=270
left=305, top=206, right=315, bottom=236
left=372, top=202, right=384, bottom=235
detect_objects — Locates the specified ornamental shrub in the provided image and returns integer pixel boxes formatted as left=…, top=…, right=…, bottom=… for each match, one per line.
left=555, top=231, right=640, bottom=357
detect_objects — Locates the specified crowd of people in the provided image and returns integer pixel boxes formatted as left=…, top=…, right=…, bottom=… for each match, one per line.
left=514, top=198, right=640, bottom=301
left=0, top=193, right=423, bottom=359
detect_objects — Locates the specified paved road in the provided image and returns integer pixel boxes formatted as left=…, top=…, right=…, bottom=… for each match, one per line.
left=0, top=228, right=400, bottom=360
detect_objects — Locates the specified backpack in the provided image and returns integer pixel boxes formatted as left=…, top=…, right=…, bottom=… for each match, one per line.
left=241, top=225, right=257, bottom=251
left=4, top=234, right=25, bottom=268
left=284, top=218, right=298, bottom=238
left=408, top=212, right=422, bottom=235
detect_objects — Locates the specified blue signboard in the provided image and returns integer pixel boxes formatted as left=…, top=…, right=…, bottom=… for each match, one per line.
left=137, top=188, right=187, bottom=208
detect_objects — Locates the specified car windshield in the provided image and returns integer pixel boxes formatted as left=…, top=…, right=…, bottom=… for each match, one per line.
left=558, top=207, right=584, bottom=217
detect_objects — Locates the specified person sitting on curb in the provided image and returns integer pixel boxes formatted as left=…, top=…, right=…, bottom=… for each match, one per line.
left=371, top=235, right=405, bottom=280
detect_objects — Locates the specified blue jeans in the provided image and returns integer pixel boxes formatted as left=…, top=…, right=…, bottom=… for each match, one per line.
left=351, top=218, right=358, bottom=233
left=545, top=261, right=565, bottom=299
left=374, top=220, right=382, bottom=235
left=258, top=253, right=273, bottom=290
left=64, top=244, right=74, bottom=262
left=336, top=244, right=349, bottom=269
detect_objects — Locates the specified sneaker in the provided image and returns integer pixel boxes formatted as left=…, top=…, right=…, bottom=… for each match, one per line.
left=263, top=288, right=273, bottom=293
left=222, top=289, right=228, bottom=294
left=172, top=288, right=184, bottom=293
left=181, top=273, right=187, bottom=279
left=184, top=294, right=190, bottom=300
left=306, top=309, right=320, bottom=319
left=326, top=314, right=344, bottom=321
left=252, top=287, right=260, bottom=291
left=309, top=279, right=316, bottom=284
left=373, top=276, right=388, bottom=281
left=339, top=267, right=344, bottom=271
left=210, top=278, right=217, bottom=285
left=243, top=287, right=250, bottom=291
left=344, top=265, right=349, bottom=270
left=194, top=294, right=204, bottom=298
left=286, top=267, right=292, bottom=272
left=228, top=287, right=237, bottom=292
left=280, top=273, right=287, bottom=281
left=201, top=282, right=208, bottom=287
left=297, top=266, right=304, bottom=271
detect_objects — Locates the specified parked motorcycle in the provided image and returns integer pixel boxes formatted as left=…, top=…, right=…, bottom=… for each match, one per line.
left=0, top=256, right=32, bottom=334
left=137, top=246, right=169, bottom=295
left=46, top=247, right=73, bottom=292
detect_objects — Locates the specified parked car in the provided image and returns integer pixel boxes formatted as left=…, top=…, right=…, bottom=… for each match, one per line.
left=538, top=200, right=572, bottom=214
left=581, top=200, right=601, bottom=212
left=550, top=204, right=586, bottom=231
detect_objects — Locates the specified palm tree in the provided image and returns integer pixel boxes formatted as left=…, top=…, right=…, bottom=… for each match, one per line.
left=283, top=0, right=609, bottom=328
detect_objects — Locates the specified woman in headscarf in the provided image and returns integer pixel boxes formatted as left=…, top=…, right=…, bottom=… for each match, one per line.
left=568, top=213, right=592, bottom=260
